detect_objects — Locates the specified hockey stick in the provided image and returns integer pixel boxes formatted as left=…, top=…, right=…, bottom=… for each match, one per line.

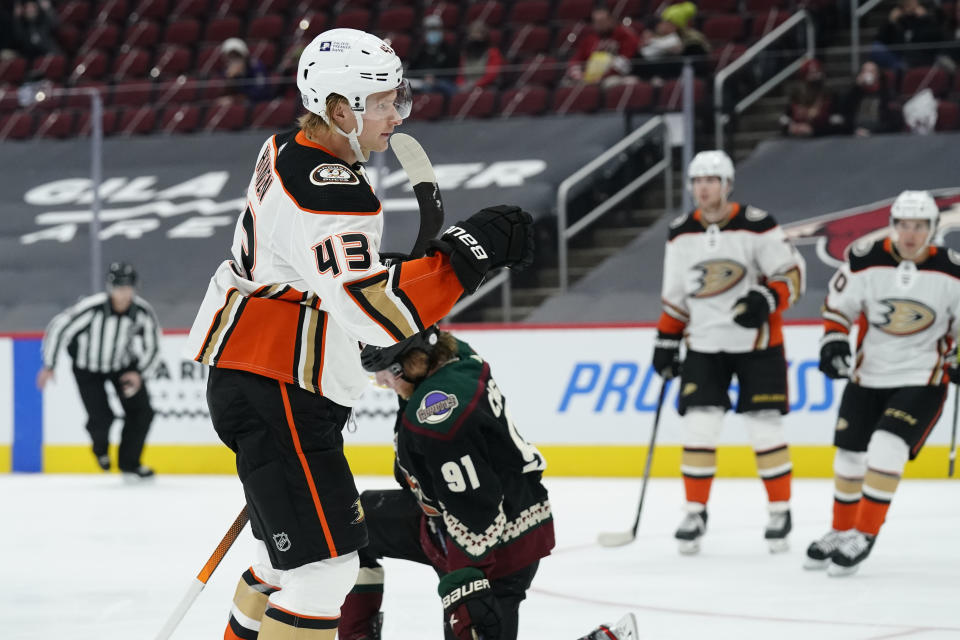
left=390, top=133, right=444, bottom=258
left=950, top=383, right=958, bottom=477
left=597, top=380, right=668, bottom=547
left=153, top=506, right=249, bottom=640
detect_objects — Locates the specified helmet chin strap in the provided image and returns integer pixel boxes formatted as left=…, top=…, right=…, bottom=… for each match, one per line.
left=331, top=116, right=369, bottom=164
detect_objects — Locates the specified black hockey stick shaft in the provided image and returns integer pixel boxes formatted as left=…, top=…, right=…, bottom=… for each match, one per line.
left=950, top=383, right=958, bottom=477
left=628, top=380, right=668, bottom=538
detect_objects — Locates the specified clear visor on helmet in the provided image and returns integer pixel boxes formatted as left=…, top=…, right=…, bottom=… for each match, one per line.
left=362, top=78, right=413, bottom=121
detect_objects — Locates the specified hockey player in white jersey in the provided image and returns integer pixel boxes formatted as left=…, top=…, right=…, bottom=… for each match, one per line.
left=185, top=29, right=534, bottom=640
left=652, top=150, right=806, bottom=554
left=806, top=190, right=958, bottom=576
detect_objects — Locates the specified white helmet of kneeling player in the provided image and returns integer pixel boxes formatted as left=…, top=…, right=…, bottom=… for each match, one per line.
left=297, top=28, right=413, bottom=161
left=889, top=190, right=939, bottom=251
left=687, top=150, right=735, bottom=193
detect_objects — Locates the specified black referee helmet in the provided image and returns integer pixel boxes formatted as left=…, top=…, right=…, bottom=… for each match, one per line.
left=106, top=262, right=138, bottom=287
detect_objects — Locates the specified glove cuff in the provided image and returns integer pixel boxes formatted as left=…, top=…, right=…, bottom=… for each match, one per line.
left=438, top=567, right=490, bottom=603
left=752, top=285, right=779, bottom=314
left=819, top=332, right=850, bottom=349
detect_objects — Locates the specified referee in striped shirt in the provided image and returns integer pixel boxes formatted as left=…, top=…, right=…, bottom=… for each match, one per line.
left=36, top=262, right=160, bottom=479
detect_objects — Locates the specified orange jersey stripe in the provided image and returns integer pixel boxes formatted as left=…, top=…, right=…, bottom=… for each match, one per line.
left=767, top=280, right=791, bottom=312
left=395, top=253, right=464, bottom=327
left=217, top=298, right=299, bottom=382
left=279, top=382, right=338, bottom=558
left=657, top=311, right=686, bottom=335
left=823, top=320, right=849, bottom=335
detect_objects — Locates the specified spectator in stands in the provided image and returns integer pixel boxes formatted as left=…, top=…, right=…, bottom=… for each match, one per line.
left=636, top=2, right=711, bottom=80
left=564, top=6, right=638, bottom=87
left=219, top=37, right=273, bottom=104
left=456, top=20, right=503, bottom=91
left=11, top=0, right=58, bottom=60
left=872, top=0, right=943, bottom=69
left=408, top=14, right=458, bottom=98
left=838, top=61, right=898, bottom=136
left=781, top=59, right=839, bottom=138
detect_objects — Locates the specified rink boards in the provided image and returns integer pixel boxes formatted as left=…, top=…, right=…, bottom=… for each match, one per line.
left=1, top=324, right=955, bottom=477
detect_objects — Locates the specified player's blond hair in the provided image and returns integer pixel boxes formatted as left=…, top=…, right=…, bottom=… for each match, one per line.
left=401, top=332, right=459, bottom=379
left=297, top=93, right=349, bottom=137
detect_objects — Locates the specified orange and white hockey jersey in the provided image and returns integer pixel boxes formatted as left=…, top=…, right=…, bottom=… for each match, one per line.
left=185, top=130, right=463, bottom=407
left=657, top=203, right=806, bottom=353
left=822, top=238, right=960, bottom=388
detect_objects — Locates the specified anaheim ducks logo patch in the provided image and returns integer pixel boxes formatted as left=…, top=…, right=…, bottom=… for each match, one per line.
left=690, top=259, right=746, bottom=298
left=310, top=163, right=359, bottom=186
left=872, top=298, right=936, bottom=335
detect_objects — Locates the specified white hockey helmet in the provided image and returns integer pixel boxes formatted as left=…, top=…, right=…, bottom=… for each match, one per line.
left=687, top=150, right=735, bottom=192
left=889, top=190, right=939, bottom=246
left=297, top=29, right=412, bottom=157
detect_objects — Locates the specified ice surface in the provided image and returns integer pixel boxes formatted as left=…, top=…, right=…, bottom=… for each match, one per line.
left=1, top=474, right=958, bottom=639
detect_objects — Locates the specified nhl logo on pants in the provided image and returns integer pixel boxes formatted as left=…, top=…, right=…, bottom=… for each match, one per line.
left=273, top=532, right=292, bottom=552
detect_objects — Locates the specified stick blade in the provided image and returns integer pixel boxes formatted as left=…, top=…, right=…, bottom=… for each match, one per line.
left=597, top=530, right=636, bottom=547
left=390, top=133, right=436, bottom=185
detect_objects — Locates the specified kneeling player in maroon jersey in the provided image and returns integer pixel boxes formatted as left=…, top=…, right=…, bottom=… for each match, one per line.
left=807, top=190, right=960, bottom=576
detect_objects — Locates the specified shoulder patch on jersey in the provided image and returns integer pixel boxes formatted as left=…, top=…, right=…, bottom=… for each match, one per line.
left=949, top=249, right=960, bottom=266
left=744, top=205, right=768, bottom=221
left=310, top=163, right=360, bottom=186
left=851, top=238, right=873, bottom=257
left=415, top=390, right=460, bottom=424
left=669, top=213, right=689, bottom=229
left=848, top=239, right=893, bottom=271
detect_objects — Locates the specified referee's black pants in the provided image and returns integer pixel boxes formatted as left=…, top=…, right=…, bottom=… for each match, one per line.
left=73, top=368, right=154, bottom=471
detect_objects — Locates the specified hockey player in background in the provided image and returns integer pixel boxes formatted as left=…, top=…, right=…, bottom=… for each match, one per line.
left=184, top=28, right=534, bottom=640
left=341, top=327, right=637, bottom=640
left=807, top=190, right=957, bottom=576
left=652, top=150, right=806, bottom=554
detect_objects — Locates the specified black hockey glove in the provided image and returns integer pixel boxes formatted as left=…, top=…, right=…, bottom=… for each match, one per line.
left=430, top=205, right=535, bottom=293
left=732, top=285, right=779, bottom=329
left=819, top=335, right=851, bottom=379
left=378, top=252, right=410, bottom=267
left=438, top=567, right=502, bottom=640
left=946, top=351, right=960, bottom=385
left=652, top=332, right=682, bottom=380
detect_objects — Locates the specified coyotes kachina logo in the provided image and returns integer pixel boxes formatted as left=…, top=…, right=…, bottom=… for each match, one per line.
left=783, top=189, right=960, bottom=267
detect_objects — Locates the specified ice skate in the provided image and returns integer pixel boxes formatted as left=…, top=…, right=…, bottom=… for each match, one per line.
left=675, top=509, right=707, bottom=555
left=95, top=454, right=110, bottom=472
left=580, top=612, right=639, bottom=640
left=827, top=530, right=876, bottom=577
left=804, top=529, right=846, bottom=570
left=764, top=506, right=791, bottom=553
left=121, top=465, right=155, bottom=483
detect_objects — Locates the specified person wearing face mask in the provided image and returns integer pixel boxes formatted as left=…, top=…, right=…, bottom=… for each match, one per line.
left=408, top=14, right=459, bottom=98
left=565, top=6, right=638, bottom=86
left=781, top=59, right=839, bottom=138
left=839, top=61, right=896, bottom=136
left=456, top=20, right=504, bottom=91
left=185, top=29, right=535, bottom=640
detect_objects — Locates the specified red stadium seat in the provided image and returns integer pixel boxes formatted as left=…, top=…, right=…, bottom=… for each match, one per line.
left=195, top=44, right=222, bottom=76
left=35, top=109, right=76, bottom=138
left=612, top=0, right=646, bottom=20
left=154, top=77, right=197, bottom=106
left=130, top=0, right=168, bottom=21
left=752, top=9, right=789, bottom=38
left=505, top=54, right=561, bottom=89
left=250, top=97, right=298, bottom=129
left=500, top=86, right=548, bottom=116
left=293, top=13, right=328, bottom=40
left=658, top=78, right=706, bottom=110
left=901, top=66, right=950, bottom=98
left=59, top=1, right=91, bottom=25
left=79, top=23, right=119, bottom=52
left=449, top=88, right=498, bottom=118
left=151, top=46, right=192, bottom=77
left=710, top=43, right=747, bottom=70
left=603, top=81, right=654, bottom=111
left=0, top=57, right=27, bottom=85
left=465, top=1, right=505, bottom=27
left=428, top=3, right=460, bottom=29
left=936, top=101, right=959, bottom=130
left=702, top=15, right=745, bottom=43
left=334, top=10, right=372, bottom=31
left=407, top=92, right=446, bottom=121
left=508, top=0, right=550, bottom=25
left=204, top=16, right=242, bottom=43
left=376, top=7, right=416, bottom=32
left=554, top=0, right=594, bottom=23
left=552, top=84, right=600, bottom=113
left=63, top=81, right=107, bottom=108
left=118, top=105, right=157, bottom=134
left=254, top=0, right=289, bottom=14
left=381, top=33, right=411, bottom=59
left=249, top=41, right=278, bottom=68
left=76, top=106, right=119, bottom=136
left=164, top=19, right=201, bottom=46
left=56, top=24, right=83, bottom=54
left=745, top=0, right=784, bottom=11
left=122, top=21, right=160, bottom=49
left=0, top=88, right=20, bottom=112
left=215, top=0, right=247, bottom=17
left=248, top=14, right=286, bottom=40
left=697, top=0, right=737, bottom=13
left=71, top=50, right=108, bottom=81
left=111, top=80, right=155, bottom=107
left=160, top=103, right=200, bottom=133
left=0, top=111, right=34, bottom=140
left=203, top=102, right=248, bottom=131
left=506, top=25, right=551, bottom=60
left=553, top=23, right=588, bottom=59
left=112, top=48, right=151, bottom=80
left=169, top=0, right=208, bottom=19
left=94, top=0, right=127, bottom=23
